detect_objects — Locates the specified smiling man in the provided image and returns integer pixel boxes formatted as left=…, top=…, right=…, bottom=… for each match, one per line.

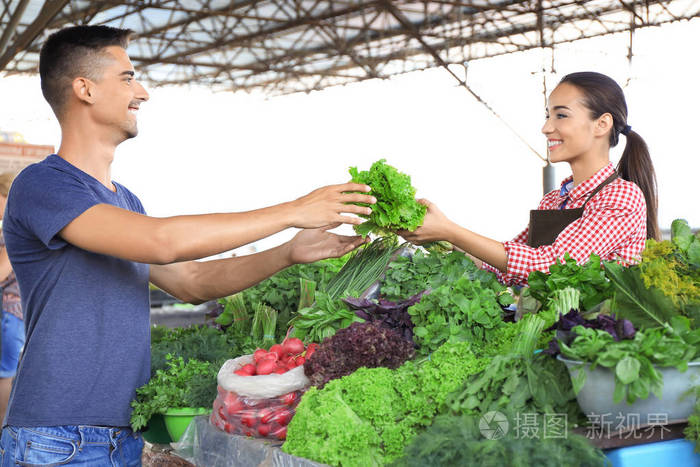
left=0, top=25, right=375, bottom=466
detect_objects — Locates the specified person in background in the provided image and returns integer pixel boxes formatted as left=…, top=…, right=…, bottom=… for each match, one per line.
left=0, top=172, right=22, bottom=425
left=400, top=71, right=658, bottom=286
left=0, top=25, right=375, bottom=466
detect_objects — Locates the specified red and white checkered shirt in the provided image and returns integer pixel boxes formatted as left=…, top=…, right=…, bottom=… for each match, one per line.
left=483, top=163, right=647, bottom=286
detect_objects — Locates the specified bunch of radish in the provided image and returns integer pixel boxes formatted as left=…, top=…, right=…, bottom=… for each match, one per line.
left=233, top=338, right=318, bottom=376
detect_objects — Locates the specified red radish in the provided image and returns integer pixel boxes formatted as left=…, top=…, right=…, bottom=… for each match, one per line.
left=255, top=359, right=276, bottom=375
left=240, top=364, right=257, bottom=375
left=244, top=430, right=254, bottom=437
left=271, top=425, right=287, bottom=440
left=224, top=393, right=245, bottom=415
left=273, top=367, right=287, bottom=374
left=257, top=423, right=272, bottom=437
left=282, top=338, right=305, bottom=355
left=224, top=422, right=234, bottom=433
left=294, top=356, right=306, bottom=366
left=240, top=412, right=257, bottom=428
left=259, top=407, right=275, bottom=424
left=269, top=344, right=284, bottom=356
left=253, top=348, right=268, bottom=363
left=272, top=408, right=293, bottom=426
left=234, top=369, right=249, bottom=376
left=279, top=392, right=297, bottom=406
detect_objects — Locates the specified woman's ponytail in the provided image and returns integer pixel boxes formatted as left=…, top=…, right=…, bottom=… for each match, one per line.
left=617, top=131, right=660, bottom=240
left=559, top=72, right=660, bottom=241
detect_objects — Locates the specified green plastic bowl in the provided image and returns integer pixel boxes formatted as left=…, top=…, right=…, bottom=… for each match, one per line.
left=163, top=407, right=211, bottom=442
left=141, top=413, right=172, bottom=444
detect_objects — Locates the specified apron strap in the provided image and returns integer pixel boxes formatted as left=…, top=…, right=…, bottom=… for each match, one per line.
left=580, top=172, right=618, bottom=209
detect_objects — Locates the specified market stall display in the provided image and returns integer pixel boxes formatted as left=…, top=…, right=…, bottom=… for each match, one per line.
left=135, top=160, right=699, bottom=466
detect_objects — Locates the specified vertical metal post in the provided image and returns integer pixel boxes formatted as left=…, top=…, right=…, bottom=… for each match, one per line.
left=543, top=162, right=556, bottom=195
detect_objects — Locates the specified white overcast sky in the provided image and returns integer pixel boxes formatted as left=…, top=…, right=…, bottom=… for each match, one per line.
left=0, top=19, right=698, bottom=255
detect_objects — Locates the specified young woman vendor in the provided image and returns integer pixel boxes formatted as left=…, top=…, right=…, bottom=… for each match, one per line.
left=399, top=71, right=659, bottom=286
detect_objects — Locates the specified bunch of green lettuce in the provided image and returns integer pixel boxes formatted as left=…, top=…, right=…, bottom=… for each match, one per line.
left=349, top=159, right=427, bottom=236
left=392, top=412, right=609, bottom=467
left=282, top=341, right=488, bottom=466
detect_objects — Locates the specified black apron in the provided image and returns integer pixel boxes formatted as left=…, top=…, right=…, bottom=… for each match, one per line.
left=527, top=173, right=618, bottom=248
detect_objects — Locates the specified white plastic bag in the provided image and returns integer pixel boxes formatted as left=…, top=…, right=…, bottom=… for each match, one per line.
left=217, top=355, right=309, bottom=399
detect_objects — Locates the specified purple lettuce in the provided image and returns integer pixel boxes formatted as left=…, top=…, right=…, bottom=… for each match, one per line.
left=343, top=291, right=426, bottom=344
left=303, top=321, right=415, bottom=388
left=544, top=310, right=636, bottom=356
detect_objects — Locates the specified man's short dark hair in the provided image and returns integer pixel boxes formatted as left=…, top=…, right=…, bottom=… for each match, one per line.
left=39, top=25, right=133, bottom=118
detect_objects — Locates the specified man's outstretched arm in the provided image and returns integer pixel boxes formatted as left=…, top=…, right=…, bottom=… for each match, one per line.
left=59, top=182, right=375, bottom=264
left=149, top=225, right=366, bottom=304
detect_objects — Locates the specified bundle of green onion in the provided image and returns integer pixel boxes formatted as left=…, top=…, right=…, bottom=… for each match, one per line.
left=323, top=236, right=399, bottom=299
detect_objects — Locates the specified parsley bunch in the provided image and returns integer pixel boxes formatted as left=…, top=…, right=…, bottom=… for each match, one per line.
left=130, top=355, right=218, bottom=431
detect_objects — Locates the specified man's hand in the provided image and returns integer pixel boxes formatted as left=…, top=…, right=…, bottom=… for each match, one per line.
left=398, top=199, right=454, bottom=245
left=288, top=182, right=376, bottom=229
left=286, top=224, right=369, bottom=264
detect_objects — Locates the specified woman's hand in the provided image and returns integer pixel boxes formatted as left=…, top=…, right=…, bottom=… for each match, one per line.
left=398, top=199, right=454, bottom=245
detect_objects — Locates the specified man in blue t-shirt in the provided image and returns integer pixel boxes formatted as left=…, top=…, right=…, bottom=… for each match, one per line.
left=0, top=25, right=376, bottom=466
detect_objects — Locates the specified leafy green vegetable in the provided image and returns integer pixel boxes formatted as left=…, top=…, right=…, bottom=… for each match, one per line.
left=407, top=275, right=508, bottom=356
left=223, top=258, right=346, bottom=340
left=629, top=219, right=700, bottom=328
left=685, top=390, right=700, bottom=453
left=349, top=159, right=427, bottom=236
left=283, top=341, right=488, bottom=466
left=150, top=325, right=233, bottom=377
left=393, top=412, right=609, bottom=467
left=381, top=249, right=506, bottom=302
left=604, top=261, right=678, bottom=331
left=527, top=253, right=612, bottom=311
left=289, top=291, right=364, bottom=343
left=130, top=355, right=217, bottom=431
left=444, top=316, right=584, bottom=425
left=559, top=325, right=700, bottom=404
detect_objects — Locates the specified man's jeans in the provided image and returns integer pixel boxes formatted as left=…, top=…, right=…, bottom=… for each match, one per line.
left=0, top=425, right=143, bottom=466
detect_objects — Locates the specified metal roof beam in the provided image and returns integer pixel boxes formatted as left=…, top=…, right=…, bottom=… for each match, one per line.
left=0, top=0, right=70, bottom=70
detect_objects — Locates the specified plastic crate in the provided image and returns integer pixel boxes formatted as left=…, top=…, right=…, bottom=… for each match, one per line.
left=605, top=439, right=700, bottom=467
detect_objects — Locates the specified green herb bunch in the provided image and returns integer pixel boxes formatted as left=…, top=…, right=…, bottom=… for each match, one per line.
left=222, top=258, right=347, bottom=341
left=527, top=253, right=612, bottom=311
left=381, top=249, right=507, bottom=302
left=444, top=316, right=584, bottom=425
left=289, top=291, right=364, bottom=343
left=150, top=325, right=232, bottom=377
left=349, top=159, right=426, bottom=237
left=392, top=412, right=609, bottom=467
left=130, top=355, right=218, bottom=431
left=408, top=275, right=510, bottom=356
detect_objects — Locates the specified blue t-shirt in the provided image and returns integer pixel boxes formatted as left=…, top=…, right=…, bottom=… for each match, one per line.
left=3, top=154, right=151, bottom=427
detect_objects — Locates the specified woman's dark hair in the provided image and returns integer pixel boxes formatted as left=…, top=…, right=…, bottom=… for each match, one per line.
left=39, top=25, right=132, bottom=119
left=559, top=71, right=659, bottom=241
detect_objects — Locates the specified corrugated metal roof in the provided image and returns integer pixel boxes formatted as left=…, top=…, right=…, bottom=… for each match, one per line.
left=1, top=0, right=698, bottom=95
